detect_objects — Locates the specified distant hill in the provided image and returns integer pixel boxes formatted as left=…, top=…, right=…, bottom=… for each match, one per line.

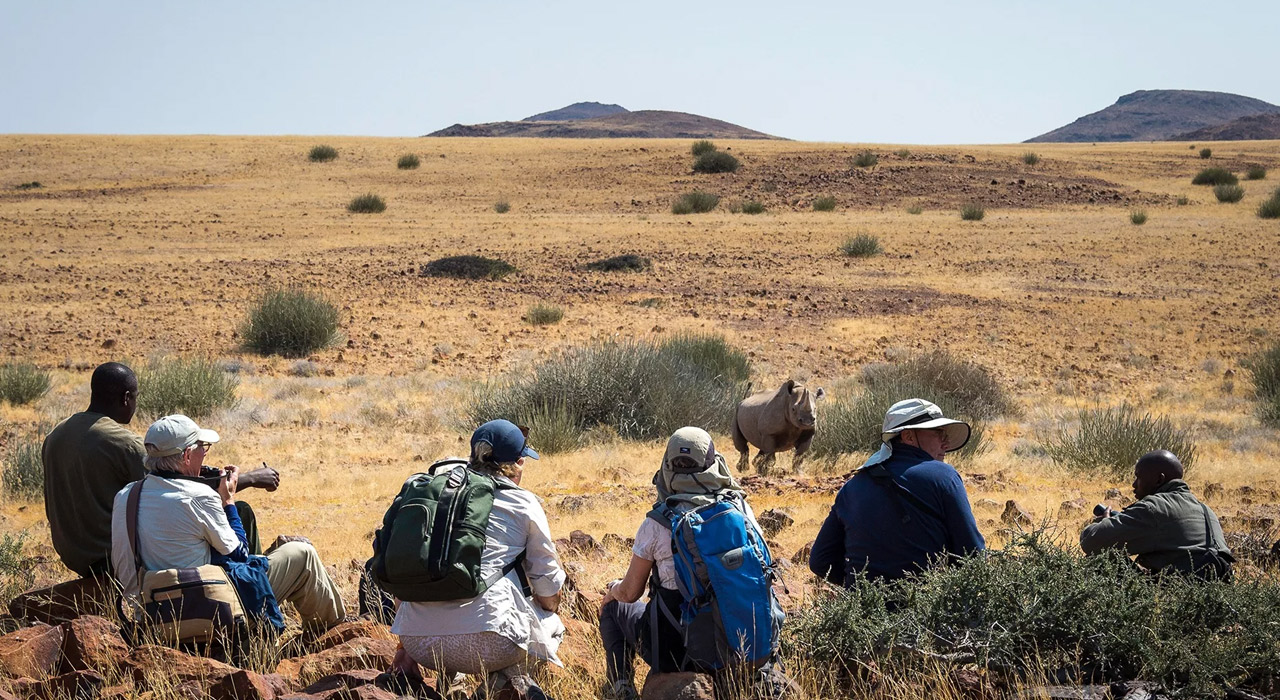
left=1172, top=112, right=1280, bottom=141
left=1026, top=90, right=1280, bottom=143
left=427, top=109, right=781, bottom=139
left=522, top=102, right=628, bottom=121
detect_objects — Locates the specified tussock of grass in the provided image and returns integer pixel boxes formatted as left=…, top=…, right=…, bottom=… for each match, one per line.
left=0, top=362, right=51, bottom=406
left=852, top=151, right=878, bottom=168
left=905, top=205, right=923, bottom=215
left=671, top=191, right=719, bottom=214
left=584, top=254, right=651, bottom=273
left=690, top=140, right=717, bottom=156
left=1, top=436, right=42, bottom=500
left=1245, top=164, right=1267, bottom=180
left=1214, top=184, right=1245, bottom=203
left=347, top=193, right=386, bottom=213
left=0, top=532, right=36, bottom=602
left=1042, top=403, right=1197, bottom=477
left=960, top=202, right=985, bottom=221
left=525, top=303, right=564, bottom=326
left=840, top=234, right=882, bottom=258
left=242, top=287, right=340, bottom=358
left=308, top=145, right=337, bottom=162
left=1192, top=167, right=1237, bottom=186
left=692, top=150, right=740, bottom=174
left=493, top=200, right=510, bottom=214
left=738, top=200, right=765, bottom=215
left=1176, top=195, right=1190, bottom=206
left=1244, top=341, right=1280, bottom=425
left=1130, top=209, right=1148, bottom=225
left=14, top=181, right=41, bottom=190
left=1258, top=192, right=1280, bottom=219
left=420, top=255, right=517, bottom=280
left=812, top=196, right=837, bottom=212
left=137, top=356, right=239, bottom=419
left=895, top=149, right=911, bottom=158
left=1022, top=152, right=1040, bottom=165
left=397, top=154, right=420, bottom=170
left=1199, top=147, right=1213, bottom=159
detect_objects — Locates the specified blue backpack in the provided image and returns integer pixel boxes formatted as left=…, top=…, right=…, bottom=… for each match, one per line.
left=650, top=493, right=784, bottom=672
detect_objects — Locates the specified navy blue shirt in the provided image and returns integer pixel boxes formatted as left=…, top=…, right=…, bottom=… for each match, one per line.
left=809, top=444, right=985, bottom=583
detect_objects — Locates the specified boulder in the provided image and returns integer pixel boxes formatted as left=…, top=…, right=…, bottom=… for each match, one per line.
left=300, top=669, right=382, bottom=694
left=8, top=578, right=115, bottom=626
left=26, top=669, right=107, bottom=699
left=60, top=615, right=128, bottom=674
left=641, top=672, right=715, bottom=700
left=274, top=638, right=397, bottom=687
left=0, top=622, right=65, bottom=680
left=125, top=644, right=237, bottom=691
left=789, top=542, right=813, bottom=565
left=137, top=680, right=207, bottom=700
left=295, top=669, right=439, bottom=700
left=100, top=684, right=136, bottom=700
left=756, top=509, right=794, bottom=537
left=557, top=618, right=603, bottom=678
left=1059, top=498, right=1087, bottom=514
left=207, top=669, right=277, bottom=700
left=567, top=530, right=605, bottom=555
left=1001, top=500, right=1033, bottom=527
left=311, top=621, right=393, bottom=652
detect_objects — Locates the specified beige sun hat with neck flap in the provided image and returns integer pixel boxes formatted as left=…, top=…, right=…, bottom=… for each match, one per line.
left=880, top=398, right=970, bottom=452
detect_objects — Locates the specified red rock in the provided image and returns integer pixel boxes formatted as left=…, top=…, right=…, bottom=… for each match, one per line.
left=26, top=668, right=107, bottom=699
left=8, top=579, right=115, bottom=626
left=274, top=638, right=396, bottom=687
left=300, top=668, right=381, bottom=694
left=556, top=618, right=603, bottom=679
left=60, top=615, right=129, bottom=674
left=0, top=622, right=65, bottom=679
left=137, top=680, right=207, bottom=700
left=125, top=644, right=236, bottom=691
left=641, top=671, right=715, bottom=700
left=311, top=621, right=392, bottom=651
left=261, top=673, right=297, bottom=697
left=100, top=684, right=135, bottom=700
left=208, top=669, right=276, bottom=700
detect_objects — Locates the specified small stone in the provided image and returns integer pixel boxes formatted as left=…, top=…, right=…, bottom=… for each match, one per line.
left=1001, top=500, right=1033, bottom=527
left=790, top=541, right=813, bottom=565
left=1203, top=483, right=1224, bottom=499
left=1059, top=498, right=1087, bottom=514
left=757, top=509, right=795, bottom=537
left=641, top=671, right=715, bottom=700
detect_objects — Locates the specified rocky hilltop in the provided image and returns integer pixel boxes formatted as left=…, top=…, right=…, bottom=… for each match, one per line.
left=1173, top=112, right=1280, bottom=141
left=1026, top=90, right=1279, bottom=143
left=522, top=101, right=627, bottom=121
left=427, top=105, right=780, bottom=139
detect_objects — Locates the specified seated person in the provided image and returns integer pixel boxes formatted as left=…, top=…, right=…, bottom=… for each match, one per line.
left=110, top=415, right=344, bottom=629
left=45, top=362, right=279, bottom=579
left=809, top=398, right=985, bottom=584
left=1080, top=449, right=1234, bottom=579
left=389, top=420, right=564, bottom=700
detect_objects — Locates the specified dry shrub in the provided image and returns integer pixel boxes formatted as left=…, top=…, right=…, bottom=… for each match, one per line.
left=0, top=362, right=51, bottom=405
left=1042, top=403, right=1197, bottom=478
left=137, top=356, right=239, bottom=419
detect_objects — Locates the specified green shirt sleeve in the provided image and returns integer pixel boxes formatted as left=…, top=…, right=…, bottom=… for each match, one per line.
left=1079, top=500, right=1164, bottom=556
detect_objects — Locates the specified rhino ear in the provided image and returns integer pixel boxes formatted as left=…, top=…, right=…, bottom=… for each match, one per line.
left=781, top=378, right=796, bottom=394
left=815, top=387, right=827, bottom=400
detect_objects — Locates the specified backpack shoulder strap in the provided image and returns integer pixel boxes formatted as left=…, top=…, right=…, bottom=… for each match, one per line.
left=859, top=464, right=945, bottom=523
left=1199, top=503, right=1234, bottom=560
left=126, top=479, right=145, bottom=572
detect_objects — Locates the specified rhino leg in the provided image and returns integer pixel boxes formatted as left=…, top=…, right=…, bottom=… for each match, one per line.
left=736, top=450, right=750, bottom=473
left=731, top=412, right=751, bottom=472
left=753, top=451, right=776, bottom=476
left=793, top=431, right=815, bottom=473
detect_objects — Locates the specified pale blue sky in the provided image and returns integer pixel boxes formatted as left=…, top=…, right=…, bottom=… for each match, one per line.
left=3, top=1, right=1277, bottom=143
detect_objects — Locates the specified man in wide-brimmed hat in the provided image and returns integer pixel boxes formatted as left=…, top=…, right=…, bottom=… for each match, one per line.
left=808, top=398, right=986, bottom=583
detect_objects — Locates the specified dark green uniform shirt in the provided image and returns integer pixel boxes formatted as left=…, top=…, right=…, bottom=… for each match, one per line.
left=42, top=411, right=145, bottom=577
left=1079, top=479, right=1230, bottom=573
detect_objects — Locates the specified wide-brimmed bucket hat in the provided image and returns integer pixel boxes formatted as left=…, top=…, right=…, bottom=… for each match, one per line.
left=880, top=398, right=970, bottom=452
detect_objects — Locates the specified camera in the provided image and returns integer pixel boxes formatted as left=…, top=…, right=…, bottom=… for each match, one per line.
left=196, top=466, right=226, bottom=490
left=1093, top=503, right=1109, bottom=517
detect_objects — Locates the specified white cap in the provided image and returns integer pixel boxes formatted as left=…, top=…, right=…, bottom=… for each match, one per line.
left=144, top=415, right=220, bottom=457
left=880, top=398, right=970, bottom=452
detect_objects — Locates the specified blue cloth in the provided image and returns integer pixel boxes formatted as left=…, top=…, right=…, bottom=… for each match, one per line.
left=212, top=504, right=284, bottom=631
left=809, top=444, right=985, bottom=583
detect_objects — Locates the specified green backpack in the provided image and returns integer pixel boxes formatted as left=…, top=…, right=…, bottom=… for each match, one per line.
left=371, top=459, right=521, bottom=602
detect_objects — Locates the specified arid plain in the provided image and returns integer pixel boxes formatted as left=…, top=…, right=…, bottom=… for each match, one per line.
left=1, top=135, right=1279, bottom=695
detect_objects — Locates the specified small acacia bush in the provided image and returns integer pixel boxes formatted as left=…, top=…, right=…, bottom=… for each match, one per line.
left=905, top=205, right=923, bottom=215
left=1244, top=341, right=1280, bottom=425
left=812, top=196, right=837, bottom=212
left=469, top=333, right=750, bottom=449
left=137, top=356, right=239, bottom=419
left=525, top=303, right=564, bottom=326
left=1022, top=151, right=1040, bottom=165
left=1214, top=184, right=1245, bottom=203
left=1245, top=164, right=1267, bottom=180
left=1042, top=403, right=1197, bottom=477
left=852, top=151, right=878, bottom=168
left=1192, top=167, right=1237, bottom=186
left=0, top=363, right=51, bottom=405
left=671, top=191, right=719, bottom=214
left=1130, top=209, right=1148, bottom=225
left=347, top=194, right=386, bottom=213
left=585, top=254, right=651, bottom=273
left=1259, top=190, right=1280, bottom=219
left=308, top=145, right=338, bottom=162
left=242, top=287, right=340, bottom=358
left=895, top=148, right=911, bottom=158
left=840, top=234, right=882, bottom=258
left=397, top=154, right=420, bottom=170
left=2, top=436, right=42, bottom=499
left=420, top=255, right=516, bottom=280
left=1176, top=195, right=1190, bottom=206
left=1200, top=147, right=1212, bottom=159
left=693, top=150, right=740, bottom=174
left=690, top=140, right=717, bottom=156
left=960, top=202, right=985, bottom=221
left=493, top=200, right=510, bottom=214
left=739, top=200, right=766, bottom=215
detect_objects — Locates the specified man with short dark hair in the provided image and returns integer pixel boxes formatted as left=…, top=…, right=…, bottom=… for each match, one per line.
left=42, top=362, right=279, bottom=578
left=1080, top=450, right=1233, bottom=578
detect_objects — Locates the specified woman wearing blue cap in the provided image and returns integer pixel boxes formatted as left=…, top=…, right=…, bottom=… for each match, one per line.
left=389, top=419, right=565, bottom=700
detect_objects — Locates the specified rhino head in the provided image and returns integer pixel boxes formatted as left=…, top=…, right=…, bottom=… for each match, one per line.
left=783, top=380, right=825, bottom=430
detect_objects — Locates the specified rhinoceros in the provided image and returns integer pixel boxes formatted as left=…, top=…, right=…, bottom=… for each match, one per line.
left=731, top=379, right=825, bottom=475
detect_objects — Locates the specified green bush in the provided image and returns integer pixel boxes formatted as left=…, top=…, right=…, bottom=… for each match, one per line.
left=420, top=255, right=517, bottom=280
left=693, top=151, right=740, bottom=174
left=525, top=303, right=564, bottom=326
left=1176, top=195, right=1190, bottom=206
left=493, top=200, right=510, bottom=214
left=1, top=436, right=42, bottom=500
left=469, top=334, right=750, bottom=448
left=1259, top=193, right=1280, bottom=219
left=1244, top=341, right=1280, bottom=425
left=1245, top=164, right=1267, bottom=180
left=786, top=531, right=1280, bottom=699
left=1042, top=403, right=1197, bottom=478
left=840, top=234, right=882, bottom=258
left=397, top=154, right=420, bottom=170
left=852, top=151, right=878, bottom=168
left=137, top=356, right=239, bottom=419
left=671, top=191, right=719, bottom=214
left=960, top=202, right=984, bottom=221
left=0, top=363, right=51, bottom=406
left=242, top=287, right=340, bottom=358
left=1192, top=167, right=1237, bottom=186
left=895, top=149, right=911, bottom=158
left=812, top=196, right=837, bottom=212
left=584, top=254, right=651, bottom=273
left=347, top=193, right=386, bottom=213
left=15, top=181, right=40, bottom=190
left=1214, top=184, right=1245, bottom=203
left=1022, top=152, right=1040, bottom=165
left=905, top=205, right=923, bottom=215
left=739, top=200, right=766, bottom=215
left=1130, top=209, right=1148, bottom=225
left=690, top=140, right=717, bottom=156
left=308, top=145, right=338, bottom=162
left=1200, top=147, right=1212, bottom=159
left=0, top=531, right=36, bottom=604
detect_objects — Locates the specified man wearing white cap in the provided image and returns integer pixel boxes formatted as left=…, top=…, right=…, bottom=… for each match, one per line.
left=110, top=415, right=345, bottom=628
left=808, top=398, right=985, bottom=583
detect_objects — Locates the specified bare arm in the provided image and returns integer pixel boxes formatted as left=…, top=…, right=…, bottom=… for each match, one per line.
left=601, top=555, right=654, bottom=609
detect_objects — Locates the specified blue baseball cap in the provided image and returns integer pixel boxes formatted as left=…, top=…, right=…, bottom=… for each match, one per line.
left=470, top=419, right=540, bottom=463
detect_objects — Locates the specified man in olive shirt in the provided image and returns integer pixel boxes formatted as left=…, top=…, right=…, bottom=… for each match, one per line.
left=43, top=362, right=280, bottom=578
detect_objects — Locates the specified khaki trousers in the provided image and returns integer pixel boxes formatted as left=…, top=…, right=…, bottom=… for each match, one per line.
left=266, top=541, right=345, bottom=627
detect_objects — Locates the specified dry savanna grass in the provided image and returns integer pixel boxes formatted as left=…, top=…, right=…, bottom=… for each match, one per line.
left=2, top=135, right=1280, bottom=697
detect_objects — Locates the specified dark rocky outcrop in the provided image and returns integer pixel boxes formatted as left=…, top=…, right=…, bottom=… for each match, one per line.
left=1026, top=90, right=1280, bottom=143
